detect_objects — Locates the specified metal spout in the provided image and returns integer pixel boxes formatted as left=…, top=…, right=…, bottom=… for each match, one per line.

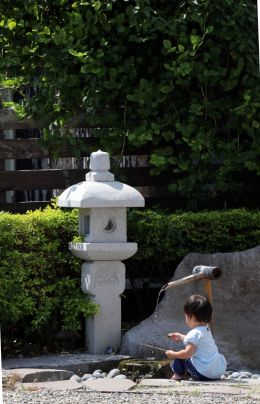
left=161, top=266, right=221, bottom=292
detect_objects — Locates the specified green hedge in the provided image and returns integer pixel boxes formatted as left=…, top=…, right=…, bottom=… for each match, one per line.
left=0, top=206, right=259, bottom=344
left=128, top=208, right=260, bottom=262
left=0, top=206, right=98, bottom=341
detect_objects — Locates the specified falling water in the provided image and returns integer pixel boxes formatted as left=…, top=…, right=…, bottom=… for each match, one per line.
left=153, top=282, right=169, bottom=319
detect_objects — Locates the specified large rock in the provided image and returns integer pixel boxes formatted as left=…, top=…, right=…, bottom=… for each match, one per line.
left=121, top=246, right=260, bottom=371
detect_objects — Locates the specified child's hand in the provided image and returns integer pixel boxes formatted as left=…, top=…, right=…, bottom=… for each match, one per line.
left=167, top=332, right=183, bottom=342
left=165, top=350, right=176, bottom=360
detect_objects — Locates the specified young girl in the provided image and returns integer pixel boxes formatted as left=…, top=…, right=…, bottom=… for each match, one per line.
left=165, top=294, right=227, bottom=381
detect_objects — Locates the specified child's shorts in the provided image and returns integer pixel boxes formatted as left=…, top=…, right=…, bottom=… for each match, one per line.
left=171, top=358, right=212, bottom=381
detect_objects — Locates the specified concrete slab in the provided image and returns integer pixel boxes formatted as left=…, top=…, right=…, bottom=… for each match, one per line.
left=138, top=379, right=173, bottom=387
left=2, top=353, right=130, bottom=375
left=139, top=378, right=260, bottom=387
left=82, top=378, right=136, bottom=392
left=3, top=368, right=73, bottom=383
left=17, top=380, right=82, bottom=391
left=136, top=378, right=260, bottom=398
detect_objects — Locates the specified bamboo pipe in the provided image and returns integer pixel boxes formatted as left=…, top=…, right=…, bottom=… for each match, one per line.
left=161, top=266, right=221, bottom=292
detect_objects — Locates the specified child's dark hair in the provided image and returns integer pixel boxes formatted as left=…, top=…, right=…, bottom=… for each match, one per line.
left=184, top=295, right=212, bottom=323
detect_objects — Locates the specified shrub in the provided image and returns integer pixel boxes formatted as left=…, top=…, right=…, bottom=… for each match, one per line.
left=127, top=208, right=260, bottom=266
left=0, top=206, right=98, bottom=345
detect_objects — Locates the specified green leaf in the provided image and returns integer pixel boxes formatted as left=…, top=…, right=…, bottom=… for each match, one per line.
left=191, top=35, right=201, bottom=48
left=7, top=19, right=16, bottom=30
left=150, top=154, right=166, bottom=166
left=206, top=25, right=214, bottom=34
left=81, top=64, right=103, bottom=75
left=68, top=49, right=87, bottom=59
left=163, top=39, right=172, bottom=50
left=160, top=85, right=172, bottom=94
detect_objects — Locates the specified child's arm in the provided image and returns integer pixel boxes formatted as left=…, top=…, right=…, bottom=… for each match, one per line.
left=165, top=343, right=195, bottom=360
left=167, top=332, right=186, bottom=342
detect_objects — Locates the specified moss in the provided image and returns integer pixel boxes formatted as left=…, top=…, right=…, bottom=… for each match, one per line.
left=119, top=359, right=171, bottom=381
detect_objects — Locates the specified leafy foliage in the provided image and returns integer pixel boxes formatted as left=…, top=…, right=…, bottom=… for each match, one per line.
left=128, top=208, right=260, bottom=263
left=0, top=0, right=259, bottom=202
left=0, top=206, right=99, bottom=341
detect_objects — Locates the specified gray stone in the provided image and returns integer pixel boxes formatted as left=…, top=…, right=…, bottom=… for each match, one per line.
left=107, top=368, right=120, bottom=378
left=231, top=372, right=240, bottom=378
left=82, top=373, right=93, bottom=381
left=239, top=372, right=250, bottom=378
left=121, top=246, right=260, bottom=370
left=93, top=370, right=103, bottom=377
left=94, top=373, right=105, bottom=379
left=3, top=368, right=73, bottom=383
left=114, top=374, right=127, bottom=379
left=70, top=375, right=82, bottom=383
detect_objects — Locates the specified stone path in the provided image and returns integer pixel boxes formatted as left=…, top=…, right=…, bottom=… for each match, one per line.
left=3, top=353, right=260, bottom=401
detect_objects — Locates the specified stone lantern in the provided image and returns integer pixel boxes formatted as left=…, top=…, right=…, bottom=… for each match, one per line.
left=58, top=150, right=145, bottom=354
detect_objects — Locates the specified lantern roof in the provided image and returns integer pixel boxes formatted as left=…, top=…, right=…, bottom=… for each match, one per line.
left=58, top=150, right=145, bottom=208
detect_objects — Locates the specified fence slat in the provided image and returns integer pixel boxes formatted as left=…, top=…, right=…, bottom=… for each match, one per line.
left=0, top=169, right=85, bottom=191
left=0, top=138, right=98, bottom=159
left=0, top=168, right=172, bottom=191
left=0, top=138, right=153, bottom=159
left=0, top=201, right=50, bottom=213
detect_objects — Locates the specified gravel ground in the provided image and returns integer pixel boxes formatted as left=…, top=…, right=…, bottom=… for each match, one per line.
left=3, top=389, right=259, bottom=404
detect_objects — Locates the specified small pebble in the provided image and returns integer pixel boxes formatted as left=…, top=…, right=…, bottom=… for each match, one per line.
left=231, top=371, right=240, bottom=378
left=82, top=373, right=93, bottom=381
left=93, top=373, right=104, bottom=379
left=93, top=370, right=103, bottom=377
left=69, top=375, right=82, bottom=383
left=114, top=374, right=127, bottom=379
left=107, top=368, right=120, bottom=378
left=239, top=372, right=250, bottom=379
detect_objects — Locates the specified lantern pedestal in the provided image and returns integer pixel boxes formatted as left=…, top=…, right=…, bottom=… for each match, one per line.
left=81, top=261, right=125, bottom=354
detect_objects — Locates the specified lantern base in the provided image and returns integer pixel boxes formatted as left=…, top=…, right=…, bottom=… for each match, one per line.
left=81, top=261, right=125, bottom=354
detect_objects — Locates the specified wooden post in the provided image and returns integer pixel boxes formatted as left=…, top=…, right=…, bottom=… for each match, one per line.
left=204, top=279, right=213, bottom=334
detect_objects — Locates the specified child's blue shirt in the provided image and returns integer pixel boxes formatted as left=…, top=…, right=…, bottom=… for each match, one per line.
left=184, top=325, right=227, bottom=379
